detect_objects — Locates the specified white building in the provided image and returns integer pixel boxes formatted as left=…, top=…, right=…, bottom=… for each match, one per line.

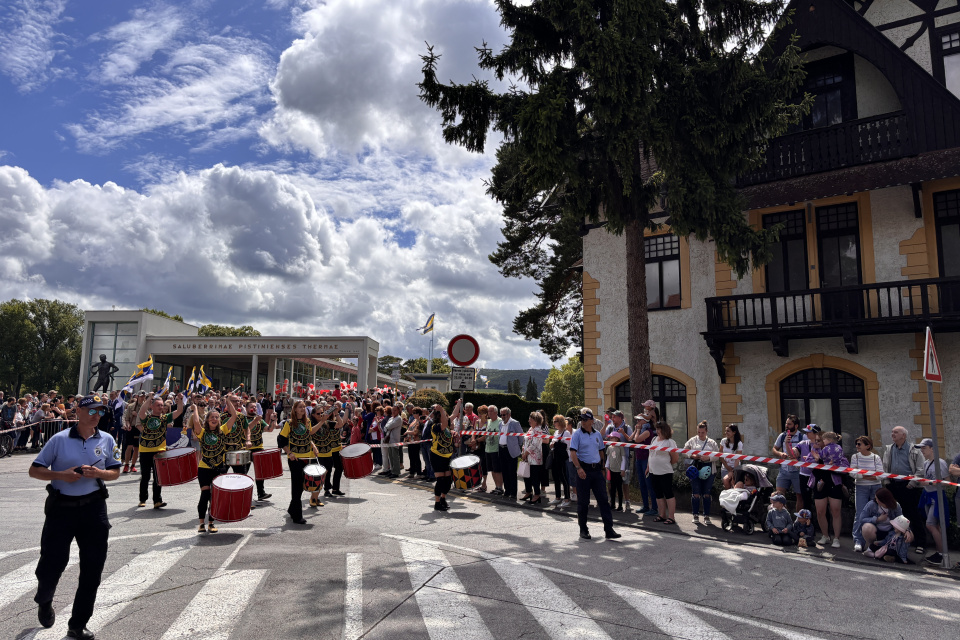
left=582, top=0, right=960, bottom=456
left=79, top=310, right=414, bottom=395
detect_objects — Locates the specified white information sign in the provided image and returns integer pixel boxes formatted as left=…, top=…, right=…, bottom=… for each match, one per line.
left=450, top=367, right=476, bottom=392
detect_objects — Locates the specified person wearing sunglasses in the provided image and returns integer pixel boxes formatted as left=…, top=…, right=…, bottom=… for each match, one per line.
left=28, top=394, right=123, bottom=639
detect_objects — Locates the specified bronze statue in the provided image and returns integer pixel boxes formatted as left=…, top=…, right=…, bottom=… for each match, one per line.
left=89, top=354, right=119, bottom=393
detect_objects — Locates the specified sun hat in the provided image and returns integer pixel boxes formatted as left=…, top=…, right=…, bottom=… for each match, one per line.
left=891, top=515, right=911, bottom=533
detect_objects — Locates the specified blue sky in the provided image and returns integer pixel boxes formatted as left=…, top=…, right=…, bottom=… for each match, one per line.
left=0, top=0, right=555, bottom=369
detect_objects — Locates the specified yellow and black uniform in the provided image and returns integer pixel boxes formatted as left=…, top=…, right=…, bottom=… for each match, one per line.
left=244, top=415, right=271, bottom=499
left=278, top=419, right=314, bottom=521
left=313, top=418, right=344, bottom=494
left=430, top=421, right=455, bottom=473
left=197, top=424, right=229, bottom=522
left=222, top=416, right=248, bottom=474
left=138, top=412, right=173, bottom=505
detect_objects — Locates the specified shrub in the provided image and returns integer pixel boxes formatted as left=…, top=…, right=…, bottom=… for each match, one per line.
left=409, top=388, right=450, bottom=411
left=443, top=391, right=558, bottom=429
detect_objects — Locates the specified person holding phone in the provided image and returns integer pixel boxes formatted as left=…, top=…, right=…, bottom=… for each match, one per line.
left=28, top=394, right=123, bottom=639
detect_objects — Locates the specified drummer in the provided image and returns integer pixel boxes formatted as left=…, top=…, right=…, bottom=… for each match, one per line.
left=135, top=392, right=185, bottom=509
left=310, top=404, right=346, bottom=504
left=430, top=400, right=460, bottom=512
left=244, top=401, right=278, bottom=503
left=222, top=396, right=253, bottom=475
left=277, top=400, right=323, bottom=525
left=190, top=398, right=239, bottom=533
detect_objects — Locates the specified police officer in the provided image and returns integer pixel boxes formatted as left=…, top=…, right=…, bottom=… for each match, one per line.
left=28, top=394, right=122, bottom=639
left=569, top=408, right=621, bottom=540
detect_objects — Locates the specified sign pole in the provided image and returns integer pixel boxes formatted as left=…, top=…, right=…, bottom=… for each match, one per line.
left=923, top=326, right=949, bottom=569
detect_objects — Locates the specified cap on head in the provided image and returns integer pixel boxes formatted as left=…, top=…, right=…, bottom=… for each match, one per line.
left=76, top=394, right=106, bottom=410
left=771, top=494, right=787, bottom=505
left=581, top=409, right=594, bottom=420
left=915, top=437, right=935, bottom=449
left=803, top=424, right=821, bottom=433
left=794, top=509, right=811, bottom=519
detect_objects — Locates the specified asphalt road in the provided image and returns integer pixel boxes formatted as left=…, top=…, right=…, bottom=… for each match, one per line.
left=1, top=435, right=957, bottom=640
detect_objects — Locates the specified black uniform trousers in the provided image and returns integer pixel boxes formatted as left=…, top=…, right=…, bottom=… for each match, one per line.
left=575, top=463, right=614, bottom=531
left=138, top=451, right=163, bottom=503
left=35, top=496, right=110, bottom=629
left=287, top=457, right=308, bottom=519
left=322, top=451, right=343, bottom=492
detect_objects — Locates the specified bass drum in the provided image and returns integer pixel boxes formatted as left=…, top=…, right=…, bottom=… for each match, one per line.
left=210, top=474, right=254, bottom=523
left=450, top=455, right=482, bottom=490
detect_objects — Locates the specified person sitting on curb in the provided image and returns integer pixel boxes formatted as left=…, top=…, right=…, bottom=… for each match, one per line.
left=864, top=515, right=914, bottom=564
left=859, top=487, right=905, bottom=551
left=766, top=494, right=793, bottom=546
left=792, top=509, right=815, bottom=548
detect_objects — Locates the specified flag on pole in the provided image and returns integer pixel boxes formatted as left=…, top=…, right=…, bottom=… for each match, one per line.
left=161, top=367, right=173, bottom=394
left=418, top=313, right=435, bottom=334
left=121, top=355, right=155, bottom=396
left=198, top=366, right=213, bottom=393
left=185, top=367, right=197, bottom=394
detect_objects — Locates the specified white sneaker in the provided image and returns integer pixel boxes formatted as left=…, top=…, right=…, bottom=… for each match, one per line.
left=817, top=535, right=831, bottom=545
left=853, top=543, right=863, bottom=553
left=624, top=501, right=631, bottom=511
left=373, top=465, right=382, bottom=471
left=548, top=499, right=560, bottom=506
left=831, top=538, right=840, bottom=549
left=560, top=500, right=570, bottom=508
left=692, top=514, right=700, bottom=523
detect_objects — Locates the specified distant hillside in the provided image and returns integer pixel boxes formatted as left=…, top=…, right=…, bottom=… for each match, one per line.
left=478, top=368, right=550, bottom=392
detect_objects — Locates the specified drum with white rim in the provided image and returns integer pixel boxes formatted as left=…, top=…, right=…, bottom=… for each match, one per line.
left=154, top=447, right=198, bottom=486
left=210, top=474, right=254, bottom=522
left=304, top=464, right=328, bottom=492
left=451, top=455, right=482, bottom=490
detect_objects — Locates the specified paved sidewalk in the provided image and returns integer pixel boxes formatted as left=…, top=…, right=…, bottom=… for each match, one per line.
left=388, top=474, right=960, bottom=579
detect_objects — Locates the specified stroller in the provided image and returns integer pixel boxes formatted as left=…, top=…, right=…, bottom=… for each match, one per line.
left=719, top=465, right=773, bottom=535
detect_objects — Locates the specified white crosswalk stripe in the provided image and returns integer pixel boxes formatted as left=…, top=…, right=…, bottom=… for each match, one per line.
left=159, top=569, right=268, bottom=640
left=29, top=533, right=197, bottom=640
left=0, top=550, right=78, bottom=612
left=400, top=540, right=494, bottom=640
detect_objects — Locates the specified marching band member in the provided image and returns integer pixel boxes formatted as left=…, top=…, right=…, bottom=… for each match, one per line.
left=311, top=404, right=346, bottom=503
left=244, top=400, right=277, bottom=502
left=430, top=400, right=460, bottom=512
left=191, top=399, right=239, bottom=533
left=277, top=400, right=322, bottom=525
left=136, top=392, right=185, bottom=509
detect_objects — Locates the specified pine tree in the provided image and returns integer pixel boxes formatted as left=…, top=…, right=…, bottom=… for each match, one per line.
left=420, top=0, right=807, bottom=399
left=525, top=376, right=539, bottom=401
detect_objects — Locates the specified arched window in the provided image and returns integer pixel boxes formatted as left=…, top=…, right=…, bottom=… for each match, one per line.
left=614, top=375, right=687, bottom=434
left=780, top=368, right=866, bottom=455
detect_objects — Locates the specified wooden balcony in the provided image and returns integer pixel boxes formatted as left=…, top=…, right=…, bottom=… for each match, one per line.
left=738, top=112, right=912, bottom=186
left=701, top=277, right=960, bottom=380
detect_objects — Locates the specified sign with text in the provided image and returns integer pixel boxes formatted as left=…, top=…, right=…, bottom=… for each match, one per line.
left=450, top=367, right=476, bottom=391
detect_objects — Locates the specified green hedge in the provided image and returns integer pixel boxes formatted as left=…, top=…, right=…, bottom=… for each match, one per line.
left=443, top=391, right=559, bottom=428
left=408, top=389, right=450, bottom=411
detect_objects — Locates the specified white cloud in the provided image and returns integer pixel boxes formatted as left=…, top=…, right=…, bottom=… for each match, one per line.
left=260, top=0, right=508, bottom=160
left=0, top=163, right=546, bottom=368
left=92, top=4, right=183, bottom=84
left=68, top=35, right=273, bottom=152
left=0, top=0, right=68, bottom=92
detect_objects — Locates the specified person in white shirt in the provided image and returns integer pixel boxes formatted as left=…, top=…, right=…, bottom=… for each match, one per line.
left=850, top=435, right=884, bottom=552
left=684, top=421, right=719, bottom=523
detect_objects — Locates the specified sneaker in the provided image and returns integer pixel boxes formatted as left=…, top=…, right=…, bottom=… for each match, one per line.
left=154, top=501, right=167, bottom=509
left=636, top=507, right=650, bottom=515
left=831, top=538, right=840, bottom=549
left=625, top=501, right=632, bottom=511
left=703, top=516, right=712, bottom=525
left=373, top=465, right=382, bottom=471
left=817, top=535, right=831, bottom=545
left=122, top=465, right=129, bottom=474
left=130, top=466, right=137, bottom=473
left=549, top=499, right=561, bottom=506
left=207, top=523, right=218, bottom=534
left=434, top=501, right=448, bottom=511
left=257, top=493, right=272, bottom=501
left=925, top=552, right=944, bottom=565
left=324, top=491, right=333, bottom=498
left=137, top=502, right=146, bottom=507
left=853, top=543, right=863, bottom=553
left=492, top=488, right=504, bottom=495
left=692, top=514, right=700, bottom=523
left=614, top=506, right=623, bottom=512
left=863, top=549, right=875, bottom=558
left=560, top=500, right=570, bottom=508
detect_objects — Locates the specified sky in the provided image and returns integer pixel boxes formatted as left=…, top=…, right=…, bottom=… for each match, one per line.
left=0, top=0, right=557, bottom=370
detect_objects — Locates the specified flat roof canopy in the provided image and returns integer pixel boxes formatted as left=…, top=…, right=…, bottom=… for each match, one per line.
left=146, top=336, right=377, bottom=358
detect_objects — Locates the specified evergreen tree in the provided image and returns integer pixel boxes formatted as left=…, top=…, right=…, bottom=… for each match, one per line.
left=525, top=376, right=539, bottom=401
left=419, top=0, right=808, bottom=399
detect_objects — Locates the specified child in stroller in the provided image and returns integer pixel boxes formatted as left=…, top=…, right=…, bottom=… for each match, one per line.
left=719, top=465, right=773, bottom=534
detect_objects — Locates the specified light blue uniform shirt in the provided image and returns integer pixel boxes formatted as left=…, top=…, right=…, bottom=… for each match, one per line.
left=569, top=427, right=605, bottom=464
left=32, top=427, right=121, bottom=496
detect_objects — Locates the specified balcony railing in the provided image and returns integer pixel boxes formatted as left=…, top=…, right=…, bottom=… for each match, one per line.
left=702, top=277, right=960, bottom=368
left=738, top=111, right=911, bottom=186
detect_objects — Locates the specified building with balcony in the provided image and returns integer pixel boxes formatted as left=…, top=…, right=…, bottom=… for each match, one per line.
left=582, top=0, right=960, bottom=455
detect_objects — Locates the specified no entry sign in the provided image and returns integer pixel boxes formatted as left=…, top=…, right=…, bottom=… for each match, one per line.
left=447, top=334, right=479, bottom=367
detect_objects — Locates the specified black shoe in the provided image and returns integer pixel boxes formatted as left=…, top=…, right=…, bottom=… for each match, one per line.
left=434, top=501, right=448, bottom=511
left=290, top=516, right=307, bottom=524
left=38, top=601, right=55, bottom=628
left=257, top=493, right=272, bottom=501
left=613, top=506, right=623, bottom=512
left=324, top=491, right=333, bottom=498
left=332, top=490, right=345, bottom=496
left=67, top=628, right=95, bottom=639
left=580, top=528, right=592, bottom=540
left=440, top=497, right=448, bottom=508
left=377, top=471, right=391, bottom=476
left=925, top=552, right=944, bottom=565
left=605, top=529, right=622, bottom=539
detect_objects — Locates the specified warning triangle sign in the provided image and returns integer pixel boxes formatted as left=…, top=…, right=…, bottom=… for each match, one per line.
left=924, top=327, right=942, bottom=383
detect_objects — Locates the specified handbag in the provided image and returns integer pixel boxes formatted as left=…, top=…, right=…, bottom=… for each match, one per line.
left=517, top=460, right=531, bottom=478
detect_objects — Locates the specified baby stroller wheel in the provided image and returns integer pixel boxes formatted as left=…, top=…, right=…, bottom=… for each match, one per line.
left=744, top=520, right=755, bottom=535
left=721, top=512, right=731, bottom=531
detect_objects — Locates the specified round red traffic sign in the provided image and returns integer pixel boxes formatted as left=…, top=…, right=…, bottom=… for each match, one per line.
left=447, top=334, right=480, bottom=367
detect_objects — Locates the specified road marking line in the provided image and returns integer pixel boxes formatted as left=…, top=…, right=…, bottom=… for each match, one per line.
left=343, top=553, right=362, bottom=640
left=31, top=533, right=197, bottom=640
left=0, top=551, right=78, bottom=612
left=488, top=557, right=612, bottom=639
left=159, top=569, right=267, bottom=640
left=609, top=582, right=732, bottom=640
left=399, top=541, right=493, bottom=640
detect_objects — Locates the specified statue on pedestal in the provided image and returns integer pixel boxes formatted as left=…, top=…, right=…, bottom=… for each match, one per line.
left=89, top=354, right=119, bottom=393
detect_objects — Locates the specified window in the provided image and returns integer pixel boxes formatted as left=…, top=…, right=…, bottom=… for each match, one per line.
left=614, top=375, right=687, bottom=434
left=780, top=368, right=866, bottom=456
left=152, top=363, right=184, bottom=393
left=816, top=203, right=862, bottom=288
left=796, top=54, right=857, bottom=131
left=88, top=322, right=139, bottom=391
left=645, top=234, right=681, bottom=310
left=935, top=189, right=960, bottom=277
left=942, top=31, right=960, bottom=98
left=764, top=210, right=808, bottom=292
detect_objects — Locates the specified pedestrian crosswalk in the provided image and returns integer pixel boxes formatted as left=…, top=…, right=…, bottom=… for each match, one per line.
left=0, top=532, right=833, bottom=640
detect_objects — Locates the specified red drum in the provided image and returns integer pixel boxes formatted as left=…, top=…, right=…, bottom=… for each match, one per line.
left=303, top=464, right=327, bottom=492
left=341, top=443, right=373, bottom=479
left=451, top=455, right=482, bottom=490
left=210, top=474, right=254, bottom=522
left=154, top=448, right=198, bottom=486
left=252, top=448, right=283, bottom=480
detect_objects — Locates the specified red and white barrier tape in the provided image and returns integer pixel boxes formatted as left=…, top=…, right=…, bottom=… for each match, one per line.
left=370, top=439, right=431, bottom=449
left=451, top=429, right=960, bottom=488
left=0, top=424, right=31, bottom=435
